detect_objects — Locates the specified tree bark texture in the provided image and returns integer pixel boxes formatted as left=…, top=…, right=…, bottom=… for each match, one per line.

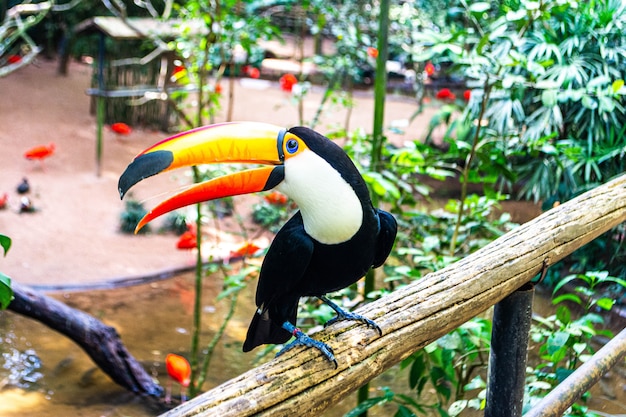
left=162, top=174, right=626, bottom=416
left=7, top=281, right=163, bottom=397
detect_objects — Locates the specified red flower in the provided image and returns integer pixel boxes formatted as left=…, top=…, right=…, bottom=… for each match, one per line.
left=436, top=88, right=456, bottom=101
left=215, top=83, right=223, bottom=95
left=279, top=73, right=298, bottom=92
left=110, top=122, right=132, bottom=135
left=247, top=67, right=260, bottom=79
left=8, top=55, right=21, bottom=64
left=265, top=191, right=288, bottom=205
left=367, top=47, right=379, bottom=58
left=176, top=230, right=197, bottom=250
left=424, top=62, right=435, bottom=76
left=463, top=89, right=471, bottom=101
left=230, top=242, right=261, bottom=258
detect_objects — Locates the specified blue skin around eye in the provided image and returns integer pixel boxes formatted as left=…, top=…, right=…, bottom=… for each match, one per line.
left=287, top=140, right=298, bottom=153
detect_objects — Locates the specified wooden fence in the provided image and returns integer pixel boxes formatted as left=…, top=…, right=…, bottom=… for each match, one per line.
left=164, top=174, right=626, bottom=416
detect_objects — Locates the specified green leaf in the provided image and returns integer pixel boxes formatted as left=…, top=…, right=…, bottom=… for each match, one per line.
left=541, top=89, right=558, bottom=107
left=559, top=88, right=584, bottom=102
left=573, top=342, right=587, bottom=355
left=502, top=75, right=527, bottom=89
left=430, top=366, right=453, bottom=401
left=0, top=272, right=13, bottom=309
left=528, top=380, right=552, bottom=391
left=552, top=293, right=582, bottom=306
left=595, top=297, right=615, bottom=311
left=506, top=9, right=527, bottom=21
left=363, top=172, right=401, bottom=199
left=535, top=80, right=560, bottom=89
left=611, top=79, right=624, bottom=94
left=468, top=396, right=485, bottom=410
left=581, top=95, right=598, bottom=110
left=449, top=400, right=468, bottom=416
left=556, top=367, right=574, bottom=383
left=553, top=274, right=580, bottom=294
left=548, top=346, right=568, bottom=363
left=437, top=332, right=462, bottom=350
left=464, top=375, right=486, bottom=391
left=598, top=95, right=616, bottom=113
left=409, top=352, right=426, bottom=389
left=525, top=1, right=540, bottom=10
left=468, top=2, right=490, bottom=13
left=0, top=234, right=11, bottom=257
left=422, top=235, right=441, bottom=253
left=437, top=404, right=452, bottom=417
left=605, top=277, right=626, bottom=288
left=555, top=305, right=571, bottom=325
left=345, top=396, right=389, bottom=417
left=394, top=405, right=416, bottom=417
left=540, top=143, right=558, bottom=155
left=395, top=393, right=424, bottom=412
left=588, top=75, right=611, bottom=89
left=547, top=331, right=570, bottom=355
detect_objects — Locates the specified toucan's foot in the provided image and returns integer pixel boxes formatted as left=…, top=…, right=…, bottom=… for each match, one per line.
left=324, top=311, right=382, bottom=335
left=320, top=296, right=382, bottom=336
left=277, top=321, right=337, bottom=367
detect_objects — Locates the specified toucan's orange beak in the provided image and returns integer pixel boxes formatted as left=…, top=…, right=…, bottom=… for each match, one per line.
left=118, top=122, right=287, bottom=233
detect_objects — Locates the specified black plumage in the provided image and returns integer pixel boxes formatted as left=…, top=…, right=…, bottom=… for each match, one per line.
left=16, top=177, right=29, bottom=194
left=242, top=127, right=397, bottom=354
left=117, top=123, right=397, bottom=364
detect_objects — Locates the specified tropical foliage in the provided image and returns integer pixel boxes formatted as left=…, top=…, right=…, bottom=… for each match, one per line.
left=405, top=0, right=626, bottom=277
left=410, top=0, right=626, bottom=204
left=0, top=234, right=13, bottom=310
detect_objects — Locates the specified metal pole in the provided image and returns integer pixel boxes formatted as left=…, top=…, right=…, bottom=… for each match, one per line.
left=485, top=283, right=534, bottom=417
left=524, top=326, right=626, bottom=417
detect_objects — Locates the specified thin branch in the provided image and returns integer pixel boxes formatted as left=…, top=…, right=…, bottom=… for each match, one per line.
left=449, top=77, right=493, bottom=254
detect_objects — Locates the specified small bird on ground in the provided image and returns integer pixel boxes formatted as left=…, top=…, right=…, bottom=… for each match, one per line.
left=24, top=142, right=55, bottom=169
left=110, top=122, right=132, bottom=139
left=164, top=353, right=191, bottom=404
left=118, top=122, right=397, bottom=366
left=19, top=196, right=34, bottom=213
left=0, top=193, right=8, bottom=209
left=16, top=178, right=30, bottom=194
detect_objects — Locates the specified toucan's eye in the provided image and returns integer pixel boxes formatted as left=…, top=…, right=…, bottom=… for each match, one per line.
left=286, top=138, right=299, bottom=154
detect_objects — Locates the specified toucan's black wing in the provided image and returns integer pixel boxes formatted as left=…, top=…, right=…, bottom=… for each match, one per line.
left=372, top=209, right=397, bottom=268
left=243, top=213, right=314, bottom=351
left=255, top=212, right=314, bottom=307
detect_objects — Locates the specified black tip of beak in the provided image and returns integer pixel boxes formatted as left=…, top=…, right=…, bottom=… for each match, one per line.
left=118, top=150, right=173, bottom=199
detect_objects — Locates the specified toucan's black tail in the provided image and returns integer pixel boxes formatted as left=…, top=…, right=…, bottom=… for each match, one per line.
left=242, top=302, right=298, bottom=352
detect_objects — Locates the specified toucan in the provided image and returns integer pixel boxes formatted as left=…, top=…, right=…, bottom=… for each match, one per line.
left=118, top=122, right=397, bottom=365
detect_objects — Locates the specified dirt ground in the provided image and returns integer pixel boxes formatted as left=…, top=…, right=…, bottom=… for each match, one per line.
left=0, top=58, right=425, bottom=288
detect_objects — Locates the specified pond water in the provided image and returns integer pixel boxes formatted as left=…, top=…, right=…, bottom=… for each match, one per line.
left=0, top=268, right=398, bottom=417
left=0, top=269, right=624, bottom=416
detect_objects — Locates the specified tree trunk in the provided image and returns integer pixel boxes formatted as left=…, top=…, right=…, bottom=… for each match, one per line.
left=7, top=281, right=163, bottom=397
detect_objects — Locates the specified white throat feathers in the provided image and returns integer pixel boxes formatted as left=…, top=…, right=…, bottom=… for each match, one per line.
left=277, top=150, right=363, bottom=245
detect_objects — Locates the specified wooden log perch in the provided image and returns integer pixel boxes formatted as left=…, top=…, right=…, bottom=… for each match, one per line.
left=163, top=174, right=626, bottom=417
left=7, top=281, right=163, bottom=397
